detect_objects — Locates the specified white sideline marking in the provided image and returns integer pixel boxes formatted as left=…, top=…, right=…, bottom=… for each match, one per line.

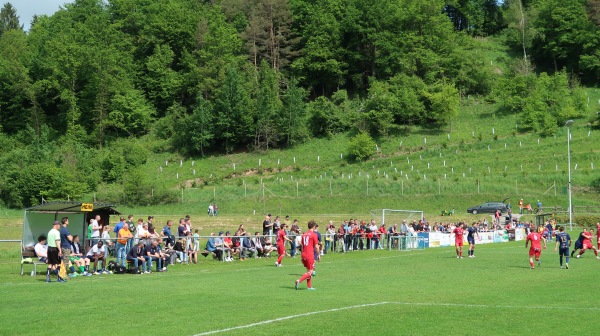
left=193, top=301, right=600, bottom=335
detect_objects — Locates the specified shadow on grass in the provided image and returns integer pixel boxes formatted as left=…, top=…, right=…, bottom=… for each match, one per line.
left=507, top=265, right=533, bottom=269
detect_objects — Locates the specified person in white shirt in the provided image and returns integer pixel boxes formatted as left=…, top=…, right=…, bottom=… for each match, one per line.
left=34, top=235, right=48, bottom=263
left=101, top=225, right=113, bottom=259
left=91, top=215, right=101, bottom=245
left=86, top=241, right=107, bottom=274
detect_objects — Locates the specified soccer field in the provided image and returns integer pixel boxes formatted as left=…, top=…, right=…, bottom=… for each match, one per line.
left=0, top=241, right=597, bottom=335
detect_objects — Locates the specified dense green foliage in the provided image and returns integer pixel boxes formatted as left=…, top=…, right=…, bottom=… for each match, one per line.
left=0, top=0, right=599, bottom=207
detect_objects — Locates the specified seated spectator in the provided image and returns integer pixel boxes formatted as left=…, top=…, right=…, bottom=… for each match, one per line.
left=262, top=235, right=275, bottom=257
left=158, top=238, right=176, bottom=266
left=70, top=235, right=91, bottom=276
left=86, top=241, right=107, bottom=274
left=240, top=232, right=255, bottom=260
left=215, top=231, right=233, bottom=261
left=145, top=239, right=167, bottom=272
left=224, top=231, right=239, bottom=258
left=34, top=235, right=48, bottom=263
left=127, top=241, right=149, bottom=273
left=203, top=233, right=218, bottom=259
left=252, top=232, right=265, bottom=257
left=174, top=238, right=188, bottom=263
left=148, top=226, right=160, bottom=239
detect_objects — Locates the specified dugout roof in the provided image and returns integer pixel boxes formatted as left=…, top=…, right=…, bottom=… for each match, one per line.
left=23, top=202, right=120, bottom=247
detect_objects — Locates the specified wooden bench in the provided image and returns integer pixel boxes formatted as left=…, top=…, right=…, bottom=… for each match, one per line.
left=20, top=244, right=46, bottom=277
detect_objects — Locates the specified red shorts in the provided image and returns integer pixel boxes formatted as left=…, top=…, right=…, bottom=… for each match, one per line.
left=302, top=257, right=314, bottom=270
left=277, top=244, right=285, bottom=255
left=529, top=247, right=541, bottom=258
left=455, top=241, right=463, bottom=247
left=583, top=242, right=593, bottom=250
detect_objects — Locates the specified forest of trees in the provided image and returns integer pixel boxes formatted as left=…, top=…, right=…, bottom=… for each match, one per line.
left=0, top=0, right=599, bottom=207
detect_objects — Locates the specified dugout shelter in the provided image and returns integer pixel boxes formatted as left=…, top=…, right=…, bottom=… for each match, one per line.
left=22, top=201, right=120, bottom=247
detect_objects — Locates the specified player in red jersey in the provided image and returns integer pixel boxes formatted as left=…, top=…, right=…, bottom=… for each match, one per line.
left=295, top=220, right=320, bottom=290
left=275, top=223, right=292, bottom=267
left=453, top=223, right=465, bottom=258
left=577, top=228, right=599, bottom=259
left=525, top=226, right=547, bottom=269
left=596, top=223, right=600, bottom=249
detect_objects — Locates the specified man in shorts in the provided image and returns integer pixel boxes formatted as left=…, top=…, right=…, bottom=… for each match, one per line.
left=571, top=228, right=587, bottom=257
left=86, top=241, right=107, bottom=274
left=554, top=226, right=571, bottom=269
left=46, top=221, right=65, bottom=283
left=467, top=223, right=479, bottom=258
left=294, top=221, right=320, bottom=290
left=525, top=225, right=547, bottom=269
left=453, top=223, right=465, bottom=258
left=576, top=229, right=599, bottom=259
left=275, top=223, right=292, bottom=267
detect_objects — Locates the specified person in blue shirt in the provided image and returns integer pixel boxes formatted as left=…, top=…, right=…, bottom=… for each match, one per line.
left=162, top=220, right=175, bottom=247
left=467, top=223, right=479, bottom=258
left=554, top=226, right=571, bottom=269
left=570, top=229, right=587, bottom=257
left=113, top=217, right=125, bottom=235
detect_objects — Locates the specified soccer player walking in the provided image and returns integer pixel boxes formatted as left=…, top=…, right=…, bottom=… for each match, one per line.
left=554, top=226, right=571, bottom=269
left=453, top=223, right=464, bottom=258
left=275, top=224, right=292, bottom=267
left=295, top=221, right=320, bottom=290
left=525, top=225, right=547, bottom=269
left=467, top=223, right=479, bottom=258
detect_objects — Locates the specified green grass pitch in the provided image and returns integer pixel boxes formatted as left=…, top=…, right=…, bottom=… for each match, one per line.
left=0, top=241, right=597, bottom=335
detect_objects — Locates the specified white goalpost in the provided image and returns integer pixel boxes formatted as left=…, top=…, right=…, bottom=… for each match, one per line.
left=380, top=209, right=424, bottom=226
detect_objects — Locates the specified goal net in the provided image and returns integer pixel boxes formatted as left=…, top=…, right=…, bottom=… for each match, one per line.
left=380, top=209, right=424, bottom=226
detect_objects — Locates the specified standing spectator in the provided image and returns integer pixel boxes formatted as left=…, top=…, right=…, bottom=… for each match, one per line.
left=34, top=235, right=48, bottom=263
left=400, top=220, right=409, bottom=235
left=116, top=223, right=133, bottom=266
left=290, top=219, right=300, bottom=256
left=138, top=221, right=149, bottom=245
left=162, top=220, right=175, bottom=247
left=46, top=221, right=63, bottom=282
left=262, top=214, right=273, bottom=236
left=101, top=225, right=113, bottom=259
left=337, top=223, right=346, bottom=253
left=213, top=203, right=219, bottom=216
left=518, top=199, right=524, bottom=214
left=146, top=215, right=155, bottom=228
left=113, top=217, right=125, bottom=237
left=536, top=200, right=543, bottom=214
left=192, top=229, right=200, bottom=263
left=177, top=218, right=187, bottom=239
left=377, top=224, right=386, bottom=249
left=90, top=215, right=101, bottom=247
left=59, top=217, right=75, bottom=275
left=325, top=223, right=336, bottom=254
left=494, top=209, right=501, bottom=227
left=208, top=203, right=214, bottom=216
left=273, top=216, right=281, bottom=237
left=507, top=207, right=513, bottom=225
left=126, top=215, right=136, bottom=237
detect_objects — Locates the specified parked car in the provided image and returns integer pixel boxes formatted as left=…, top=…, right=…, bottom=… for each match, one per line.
left=467, top=202, right=508, bottom=215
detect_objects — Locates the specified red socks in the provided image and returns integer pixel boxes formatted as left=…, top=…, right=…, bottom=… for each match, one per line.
left=299, top=271, right=312, bottom=283
left=277, top=255, right=283, bottom=264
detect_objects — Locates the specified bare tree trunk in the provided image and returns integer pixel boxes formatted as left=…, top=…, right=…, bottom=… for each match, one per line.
left=518, top=0, right=527, bottom=61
